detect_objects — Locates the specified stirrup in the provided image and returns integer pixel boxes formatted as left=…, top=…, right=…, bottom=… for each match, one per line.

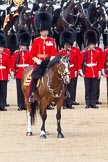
left=28, top=95, right=34, bottom=103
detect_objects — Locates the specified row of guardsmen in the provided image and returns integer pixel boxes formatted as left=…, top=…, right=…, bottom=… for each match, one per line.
left=0, top=12, right=108, bottom=111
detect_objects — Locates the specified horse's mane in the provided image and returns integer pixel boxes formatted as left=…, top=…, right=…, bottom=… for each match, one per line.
left=47, top=54, right=64, bottom=69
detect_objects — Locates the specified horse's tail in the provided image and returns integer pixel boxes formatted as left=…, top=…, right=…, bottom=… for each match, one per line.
left=31, top=101, right=38, bottom=125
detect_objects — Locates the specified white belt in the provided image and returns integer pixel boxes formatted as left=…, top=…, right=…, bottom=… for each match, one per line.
left=86, top=63, right=97, bottom=67
left=16, top=64, right=29, bottom=67
left=70, top=64, right=74, bottom=67
left=0, top=66, right=6, bottom=69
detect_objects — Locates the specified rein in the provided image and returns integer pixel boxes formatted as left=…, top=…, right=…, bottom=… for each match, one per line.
left=60, top=10, right=79, bottom=28
left=46, top=71, right=64, bottom=98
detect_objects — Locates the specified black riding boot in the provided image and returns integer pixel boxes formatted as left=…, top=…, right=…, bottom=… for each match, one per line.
left=29, top=78, right=37, bottom=103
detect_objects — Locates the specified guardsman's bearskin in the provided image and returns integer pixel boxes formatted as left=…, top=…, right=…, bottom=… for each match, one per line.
left=84, top=30, right=98, bottom=46
left=34, top=12, right=52, bottom=32
left=60, top=29, right=75, bottom=48
left=0, top=30, right=6, bottom=47
left=16, top=29, right=31, bottom=46
left=92, top=27, right=100, bottom=44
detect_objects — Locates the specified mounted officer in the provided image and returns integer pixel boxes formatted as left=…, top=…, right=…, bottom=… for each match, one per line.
left=28, top=12, right=57, bottom=104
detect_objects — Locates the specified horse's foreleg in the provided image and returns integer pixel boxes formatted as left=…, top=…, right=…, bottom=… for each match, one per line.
left=56, top=108, right=64, bottom=138
left=26, top=111, right=32, bottom=136
left=40, top=110, right=47, bottom=139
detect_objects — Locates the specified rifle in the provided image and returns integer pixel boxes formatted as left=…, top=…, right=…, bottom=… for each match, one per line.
left=105, top=53, right=108, bottom=73
left=82, top=51, right=87, bottom=73
left=14, top=53, right=20, bottom=76
left=105, top=53, right=108, bottom=108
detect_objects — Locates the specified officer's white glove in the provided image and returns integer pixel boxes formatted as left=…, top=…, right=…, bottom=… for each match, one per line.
left=98, top=71, right=101, bottom=79
left=101, top=69, right=106, bottom=77
left=32, top=57, right=38, bottom=62
left=32, top=57, right=42, bottom=64
left=8, top=74, right=11, bottom=81
left=79, top=69, right=84, bottom=77
left=75, top=71, right=78, bottom=77
left=10, top=71, right=15, bottom=79
left=35, top=59, right=42, bottom=65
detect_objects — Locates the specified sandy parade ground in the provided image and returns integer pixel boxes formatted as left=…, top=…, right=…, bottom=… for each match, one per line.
left=0, top=76, right=108, bottom=162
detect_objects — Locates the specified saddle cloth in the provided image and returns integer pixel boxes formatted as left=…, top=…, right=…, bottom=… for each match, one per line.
left=24, top=69, right=32, bottom=86
left=24, top=69, right=42, bottom=87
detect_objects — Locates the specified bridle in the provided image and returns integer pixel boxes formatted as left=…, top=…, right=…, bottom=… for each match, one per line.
left=57, top=56, right=70, bottom=80
left=46, top=56, right=70, bottom=98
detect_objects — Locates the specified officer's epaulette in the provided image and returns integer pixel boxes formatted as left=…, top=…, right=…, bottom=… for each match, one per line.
left=71, top=49, right=76, bottom=53
left=47, top=37, right=54, bottom=40
left=14, top=50, right=19, bottom=53
left=82, top=49, right=86, bottom=53
left=34, top=37, right=40, bottom=41
left=58, top=49, right=63, bottom=53
left=95, top=49, right=100, bottom=53
left=1, top=52, right=9, bottom=56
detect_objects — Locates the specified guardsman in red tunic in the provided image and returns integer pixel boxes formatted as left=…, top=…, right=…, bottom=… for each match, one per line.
left=0, top=30, right=11, bottom=111
left=79, top=30, right=101, bottom=108
left=101, top=45, right=108, bottom=106
left=58, top=29, right=77, bottom=109
left=11, top=29, right=32, bottom=111
left=71, top=44, right=80, bottom=106
left=92, top=28, right=103, bottom=105
left=29, top=12, right=57, bottom=103
left=66, top=28, right=80, bottom=106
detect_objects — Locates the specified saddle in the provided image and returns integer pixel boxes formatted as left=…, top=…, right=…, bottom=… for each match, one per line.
left=24, top=69, right=43, bottom=87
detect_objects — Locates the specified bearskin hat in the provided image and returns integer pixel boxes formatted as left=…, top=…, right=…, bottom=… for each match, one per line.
left=0, top=30, right=6, bottom=47
left=84, top=30, right=98, bottom=46
left=16, top=29, right=31, bottom=46
left=60, top=29, right=75, bottom=48
left=92, top=27, right=100, bottom=44
left=34, top=12, right=52, bottom=32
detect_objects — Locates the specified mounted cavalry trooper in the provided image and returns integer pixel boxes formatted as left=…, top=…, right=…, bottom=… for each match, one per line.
left=28, top=12, right=57, bottom=105
left=11, top=29, right=32, bottom=111
left=58, top=29, right=78, bottom=109
left=0, top=30, right=11, bottom=111
left=79, top=30, right=101, bottom=109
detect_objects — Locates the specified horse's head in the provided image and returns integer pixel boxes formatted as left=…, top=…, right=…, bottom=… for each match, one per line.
left=57, top=55, right=70, bottom=84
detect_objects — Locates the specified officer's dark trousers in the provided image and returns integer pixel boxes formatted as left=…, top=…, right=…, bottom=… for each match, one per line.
left=16, top=79, right=26, bottom=109
left=63, top=79, right=75, bottom=107
left=0, top=80, right=7, bottom=108
left=72, top=76, right=78, bottom=102
left=84, top=78, right=97, bottom=106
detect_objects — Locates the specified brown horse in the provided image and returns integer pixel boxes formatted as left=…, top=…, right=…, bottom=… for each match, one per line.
left=22, top=55, right=70, bottom=139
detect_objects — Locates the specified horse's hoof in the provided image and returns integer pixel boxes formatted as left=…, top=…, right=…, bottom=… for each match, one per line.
left=40, top=134, right=46, bottom=139
left=26, top=132, right=33, bottom=136
left=57, top=133, right=64, bottom=138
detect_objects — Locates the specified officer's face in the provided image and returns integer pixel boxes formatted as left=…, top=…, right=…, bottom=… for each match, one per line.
left=88, top=43, right=95, bottom=50
left=64, top=43, right=72, bottom=52
left=0, top=47, right=4, bottom=53
left=19, top=45, right=27, bottom=52
left=40, top=30, right=49, bottom=37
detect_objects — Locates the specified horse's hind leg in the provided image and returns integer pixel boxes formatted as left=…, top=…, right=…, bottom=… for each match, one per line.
left=26, top=111, right=32, bottom=136
left=56, top=108, right=64, bottom=138
left=25, top=101, right=33, bottom=136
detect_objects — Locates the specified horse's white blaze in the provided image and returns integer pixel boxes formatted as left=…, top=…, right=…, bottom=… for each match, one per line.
left=27, top=111, right=32, bottom=133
